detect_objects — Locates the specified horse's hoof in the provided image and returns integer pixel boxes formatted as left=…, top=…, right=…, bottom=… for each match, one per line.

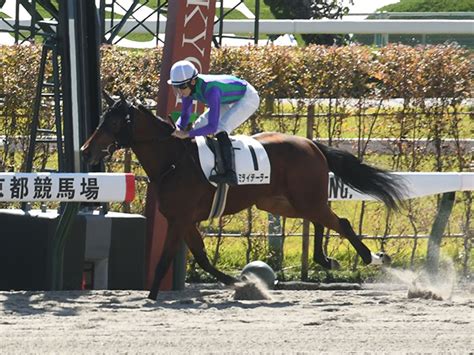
left=370, top=252, right=391, bottom=266
left=148, top=291, right=158, bottom=300
left=329, top=258, right=341, bottom=270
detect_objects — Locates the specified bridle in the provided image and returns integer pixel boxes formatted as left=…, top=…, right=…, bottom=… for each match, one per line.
left=97, top=101, right=174, bottom=158
left=95, top=99, right=199, bottom=183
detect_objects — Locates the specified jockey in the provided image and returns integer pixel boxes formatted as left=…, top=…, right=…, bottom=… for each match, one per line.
left=169, top=60, right=260, bottom=186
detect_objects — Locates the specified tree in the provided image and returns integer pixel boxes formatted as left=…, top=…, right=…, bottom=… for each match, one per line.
left=263, top=0, right=354, bottom=45
left=379, top=0, right=474, bottom=13
left=375, top=0, right=474, bottom=48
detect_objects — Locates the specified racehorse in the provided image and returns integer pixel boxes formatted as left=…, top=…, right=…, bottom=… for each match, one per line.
left=81, top=93, right=406, bottom=300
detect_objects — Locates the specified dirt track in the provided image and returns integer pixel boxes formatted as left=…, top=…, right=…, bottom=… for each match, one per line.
left=0, top=281, right=472, bottom=354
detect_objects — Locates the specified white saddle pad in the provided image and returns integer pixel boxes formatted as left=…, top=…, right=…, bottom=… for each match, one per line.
left=195, top=135, right=271, bottom=186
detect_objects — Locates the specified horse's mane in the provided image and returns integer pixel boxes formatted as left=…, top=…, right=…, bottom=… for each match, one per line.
left=136, top=104, right=175, bottom=135
left=137, top=104, right=165, bottom=123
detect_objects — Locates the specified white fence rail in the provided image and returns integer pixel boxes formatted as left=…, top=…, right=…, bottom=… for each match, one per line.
left=218, top=19, right=474, bottom=35
left=1, top=19, right=473, bottom=35
left=329, top=172, right=474, bottom=201
left=2, top=136, right=472, bottom=155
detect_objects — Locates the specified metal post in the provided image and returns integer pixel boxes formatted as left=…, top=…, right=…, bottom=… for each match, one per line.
left=51, top=202, right=80, bottom=290
left=264, top=94, right=282, bottom=269
left=14, top=0, right=20, bottom=43
left=99, top=0, right=106, bottom=41
left=301, top=221, right=310, bottom=280
left=254, top=0, right=260, bottom=45
left=268, top=213, right=283, bottom=271
left=49, top=0, right=102, bottom=290
left=25, top=43, right=49, bottom=173
left=301, top=104, right=315, bottom=280
left=218, top=0, right=224, bottom=47
left=51, top=43, right=65, bottom=171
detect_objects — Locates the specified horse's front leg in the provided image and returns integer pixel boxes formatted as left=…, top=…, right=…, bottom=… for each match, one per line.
left=148, top=221, right=185, bottom=300
left=185, top=225, right=238, bottom=286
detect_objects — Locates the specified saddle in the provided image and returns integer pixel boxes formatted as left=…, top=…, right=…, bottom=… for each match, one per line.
left=195, top=135, right=271, bottom=219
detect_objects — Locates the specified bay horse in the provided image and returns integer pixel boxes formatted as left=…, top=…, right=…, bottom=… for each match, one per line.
left=81, top=94, right=406, bottom=300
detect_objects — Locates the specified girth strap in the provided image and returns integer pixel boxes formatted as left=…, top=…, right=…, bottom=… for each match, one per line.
left=204, top=136, right=230, bottom=219
left=208, top=183, right=229, bottom=220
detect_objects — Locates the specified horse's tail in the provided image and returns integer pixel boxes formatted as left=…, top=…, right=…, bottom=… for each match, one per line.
left=313, top=141, right=406, bottom=211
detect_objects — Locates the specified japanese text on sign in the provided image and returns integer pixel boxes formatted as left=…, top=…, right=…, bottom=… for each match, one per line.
left=0, top=176, right=100, bottom=201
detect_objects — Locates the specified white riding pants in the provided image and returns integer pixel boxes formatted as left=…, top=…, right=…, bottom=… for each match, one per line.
left=192, top=83, right=260, bottom=134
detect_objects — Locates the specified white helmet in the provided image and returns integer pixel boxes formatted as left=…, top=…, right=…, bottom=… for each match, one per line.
left=167, top=60, right=198, bottom=85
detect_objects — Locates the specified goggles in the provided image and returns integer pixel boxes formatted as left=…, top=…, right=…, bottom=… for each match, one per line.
left=173, top=82, right=189, bottom=90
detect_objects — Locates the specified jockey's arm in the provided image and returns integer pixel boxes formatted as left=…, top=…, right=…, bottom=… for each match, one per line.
left=176, top=96, right=193, bottom=130
left=188, top=87, right=221, bottom=138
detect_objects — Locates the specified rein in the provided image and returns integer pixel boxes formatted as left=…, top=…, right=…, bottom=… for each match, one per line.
left=99, top=102, right=173, bottom=157
left=117, top=104, right=173, bottom=148
left=156, top=138, right=201, bottom=185
left=100, top=101, right=200, bottom=184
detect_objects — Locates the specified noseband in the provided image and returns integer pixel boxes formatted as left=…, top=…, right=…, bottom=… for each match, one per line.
left=95, top=101, right=134, bottom=155
left=97, top=100, right=198, bottom=183
left=98, top=101, right=175, bottom=157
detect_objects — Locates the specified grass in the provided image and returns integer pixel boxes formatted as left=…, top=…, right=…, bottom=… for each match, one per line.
left=193, top=185, right=472, bottom=282
left=249, top=102, right=473, bottom=139
left=192, top=105, right=472, bottom=280
left=1, top=3, right=472, bottom=279
left=188, top=232, right=472, bottom=283
left=3, top=104, right=470, bottom=280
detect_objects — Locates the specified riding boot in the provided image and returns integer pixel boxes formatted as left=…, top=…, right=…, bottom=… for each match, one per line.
left=209, top=131, right=238, bottom=186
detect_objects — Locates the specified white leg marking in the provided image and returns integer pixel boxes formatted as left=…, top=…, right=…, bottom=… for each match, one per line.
left=370, top=252, right=384, bottom=265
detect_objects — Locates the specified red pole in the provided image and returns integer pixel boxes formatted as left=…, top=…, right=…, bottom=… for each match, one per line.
left=145, top=0, right=217, bottom=291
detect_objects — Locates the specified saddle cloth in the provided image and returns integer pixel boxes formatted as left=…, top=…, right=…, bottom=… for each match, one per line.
left=195, top=135, right=271, bottom=186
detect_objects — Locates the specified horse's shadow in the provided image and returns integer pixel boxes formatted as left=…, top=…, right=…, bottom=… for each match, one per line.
left=141, top=288, right=295, bottom=310
left=1, top=286, right=294, bottom=316
left=0, top=290, right=91, bottom=317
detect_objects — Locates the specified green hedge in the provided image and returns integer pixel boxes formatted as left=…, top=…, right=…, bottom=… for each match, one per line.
left=1, top=43, right=471, bottom=173
left=1, top=43, right=471, bottom=111
left=0, top=43, right=472, bottom=276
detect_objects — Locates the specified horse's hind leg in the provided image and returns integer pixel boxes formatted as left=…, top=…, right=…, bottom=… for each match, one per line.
left=307, top=204, right=374, bottom=265
left=313, top=222, right=340, bottom=270
left=184, top=225, right=238, bottom=286
left=337, top=217, right=391, bottom=266
left=336, top=216, right=373, bottom=265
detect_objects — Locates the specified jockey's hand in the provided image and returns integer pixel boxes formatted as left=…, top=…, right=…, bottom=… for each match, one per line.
left=172, top=129, right=190, bottom=139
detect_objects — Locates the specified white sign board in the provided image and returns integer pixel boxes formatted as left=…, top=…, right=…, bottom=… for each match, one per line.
left=0, top=173, right=135, bottom=202
left=328, top=172, right=474, bottom=201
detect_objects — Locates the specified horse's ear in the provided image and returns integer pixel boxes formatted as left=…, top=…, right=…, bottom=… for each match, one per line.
left=102, top=90, right=115, bottom=107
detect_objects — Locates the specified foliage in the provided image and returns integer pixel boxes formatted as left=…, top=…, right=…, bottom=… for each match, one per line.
left=0, top=45, right=42, bottom=171
left=0, top=43, right=472, bottom=278
left=101, top=46, right=163, bottom=100
left=263, top=0, right=353, bottom=45
left=355, top=1, right=474, bottom=48
left=379, top=0, right=474, bottom=12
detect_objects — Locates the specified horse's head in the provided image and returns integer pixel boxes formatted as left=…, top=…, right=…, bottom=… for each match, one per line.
left=81, top=92, right=175, bottom=165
